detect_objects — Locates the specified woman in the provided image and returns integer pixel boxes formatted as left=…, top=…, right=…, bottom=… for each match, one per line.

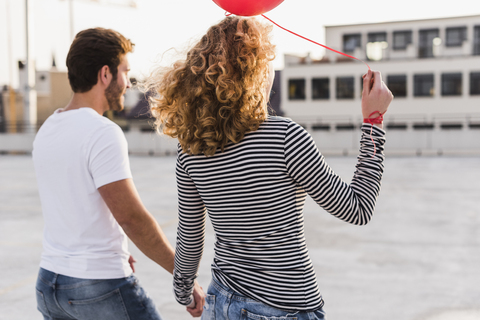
left=146, top=16, right=393, bottom=320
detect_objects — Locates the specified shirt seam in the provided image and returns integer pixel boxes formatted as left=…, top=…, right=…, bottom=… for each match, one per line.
left=284, top=121, right=309, bottom=307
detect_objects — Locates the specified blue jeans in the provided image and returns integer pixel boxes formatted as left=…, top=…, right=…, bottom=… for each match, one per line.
left=202, top=278, right=326, bottom=320
left=35, top=268, right=163, bottom=320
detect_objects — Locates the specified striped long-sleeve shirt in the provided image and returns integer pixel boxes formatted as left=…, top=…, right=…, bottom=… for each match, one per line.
left=173, top=116, right=386, bottom=311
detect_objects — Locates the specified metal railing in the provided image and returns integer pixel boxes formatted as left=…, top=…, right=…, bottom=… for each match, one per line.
left=292, top=113, right=480, bottom=132
left=0, top=121, right=40, bottom=134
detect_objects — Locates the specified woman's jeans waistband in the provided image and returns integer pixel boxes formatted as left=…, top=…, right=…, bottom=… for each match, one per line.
left=202, top=277, right=326, bottom=320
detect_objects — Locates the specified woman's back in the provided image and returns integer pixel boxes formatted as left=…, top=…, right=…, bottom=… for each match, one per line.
left=145, top=14, right=392, bottom=317
left=174, top=116, right=385, bottom=311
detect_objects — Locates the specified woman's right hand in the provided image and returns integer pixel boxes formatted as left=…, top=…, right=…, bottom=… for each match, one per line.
left=186, top=280, right=205, bottom=317
left=361, top=70, right=393, bottom=126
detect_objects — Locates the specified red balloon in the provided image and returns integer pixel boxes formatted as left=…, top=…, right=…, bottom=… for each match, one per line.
left=212, top=0, right=284, bottom=16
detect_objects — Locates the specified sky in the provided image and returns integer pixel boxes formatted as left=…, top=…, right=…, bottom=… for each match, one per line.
left=1, top=0, right=480, bottom=89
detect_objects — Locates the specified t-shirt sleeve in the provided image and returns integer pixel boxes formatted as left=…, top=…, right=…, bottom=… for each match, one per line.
left=88, top=124, right=132, bottom=189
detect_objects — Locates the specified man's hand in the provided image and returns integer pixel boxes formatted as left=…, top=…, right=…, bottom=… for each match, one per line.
left=128, top=255, right=137, bottom=273
left=98, top=179, right=175, bottom=274
left=186, top=280, right=206, bottom=317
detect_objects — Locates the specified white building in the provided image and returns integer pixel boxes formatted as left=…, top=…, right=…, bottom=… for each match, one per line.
left=281, top=15, right=480, bottom=155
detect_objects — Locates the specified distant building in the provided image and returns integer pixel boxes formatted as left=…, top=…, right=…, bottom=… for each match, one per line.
left=281, top=14, right=480, bottom=155
left=1, top=60, right=73, bottom=132
left=269, top=70, right=283, bottom=116
left=125, top=90, right=154, bottom=132
left=125, top=70, right=284, bottom=132
left=34, top=68, right=73, bottom=124
left=1, top=61, right=145, bottom=132
left=0, top=86, right=6, bottom=133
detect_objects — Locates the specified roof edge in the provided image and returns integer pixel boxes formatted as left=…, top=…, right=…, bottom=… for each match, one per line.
left=325, top=14, right=480, bottom=28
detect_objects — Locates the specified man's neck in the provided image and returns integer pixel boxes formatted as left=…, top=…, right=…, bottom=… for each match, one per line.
left=64, top=88, right=108, bottom=115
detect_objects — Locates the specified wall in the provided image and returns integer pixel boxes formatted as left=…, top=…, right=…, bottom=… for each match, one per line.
left=1, top=125, right=479, bottom=156
left=281, top=56, right=480, bottom=119
left=37, top=71, right=72, bottom=124
left=308, top=123, right=480, bottom=156
left=282, top=15, right=480, bottom=120
left=49, top=71, right=72, bottom=115
left=324, top=15, right=480, bottom=62
left=1, top=91, right=24, bottom=132
left=0, top=131, right=179, bottom=156
left=1, top=70, right=72, bottom=130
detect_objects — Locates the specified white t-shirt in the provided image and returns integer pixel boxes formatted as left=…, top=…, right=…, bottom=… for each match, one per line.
left=33, top=107, right=133, bottom=279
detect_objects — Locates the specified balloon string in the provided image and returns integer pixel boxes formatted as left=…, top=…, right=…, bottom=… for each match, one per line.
left=261, top=14, right=371, bottom=70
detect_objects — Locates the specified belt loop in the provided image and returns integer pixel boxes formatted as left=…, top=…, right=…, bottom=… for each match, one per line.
left=224, top=290, right=232, bottom=320
left=52, top=273, right=58, bottom=286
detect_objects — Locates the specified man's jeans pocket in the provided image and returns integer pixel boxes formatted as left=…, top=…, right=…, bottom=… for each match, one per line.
left=201, top=294, right=216, bottom=320
left=36, top=288, right=51, bottom=317
left=68, top=288, right=129, bottom=320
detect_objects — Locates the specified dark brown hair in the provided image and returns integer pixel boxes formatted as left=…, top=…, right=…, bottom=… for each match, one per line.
left=66, top=28, right=134, bottom=93
left=145, top=17, right=275, bottom=156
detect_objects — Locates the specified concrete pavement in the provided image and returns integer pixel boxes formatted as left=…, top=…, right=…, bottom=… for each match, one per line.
left=0, top=155, right=479, bottom=320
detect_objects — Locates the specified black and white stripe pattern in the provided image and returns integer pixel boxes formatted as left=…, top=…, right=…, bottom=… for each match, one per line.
left=173, top=116, right=386, bottom=311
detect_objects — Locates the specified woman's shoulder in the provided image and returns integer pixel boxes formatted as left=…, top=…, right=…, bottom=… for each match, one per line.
left=177, top=117, right=305, bottom=158
left=261, top=116, right=305, bottom=132
left=252, top=116, right=291, bottom=133
left=261, top=115, right=295, bottom=127
left=265, top=115, right=291, bottom=123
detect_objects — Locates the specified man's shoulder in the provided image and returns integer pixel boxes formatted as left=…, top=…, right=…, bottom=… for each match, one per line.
left=56, top=108, right=125, bottom=148
left=79, top=109, right=123, bottom=135
left=81, top=108, right=117, bottom=125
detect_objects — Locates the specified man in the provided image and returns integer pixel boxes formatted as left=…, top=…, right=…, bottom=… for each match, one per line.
left=32, top=28, right=204, bottom=320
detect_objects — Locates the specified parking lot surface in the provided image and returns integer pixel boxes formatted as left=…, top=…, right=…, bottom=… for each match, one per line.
left=0, top=155, right=479, bottom=320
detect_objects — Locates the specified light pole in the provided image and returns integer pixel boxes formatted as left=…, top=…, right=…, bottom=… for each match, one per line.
left=5, top=0, right=17, bottom=133
left=23, top=0, right=37, bottom=133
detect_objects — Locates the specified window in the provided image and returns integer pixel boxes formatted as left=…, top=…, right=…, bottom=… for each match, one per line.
left=413, top=123, right=435, bottom=130
left=336, top=77, right=354, bottom=99
left=393, top=30, right=412, bottom=50
left=386, top=123, right=408, bottom=130
left=470, top=72, right=480, bottom=95
left=441, top=73, right=462, bottom=96
left=368, top=32, right=387, bottom=43
left=288, top=79, right=305, bottom=100
left=446, top=27, right=466, bottom=47
left=312, top=124, right=330, bottom=131
left=343, top=34, right=361, bottom=52
left=366, top=32, right=388, bottom=61
left=387, top=75, right=407, bottom=97
left=419, top=29, right=439, bottom=58
left=360, top=75, right=364, bottom=97
left=336, top=124, right=356, bottom=130
left=474, top=26, right=480, bottom=55
left=440, top=123, right=463, bottom=130
left=414, top=74, right=435, bottom=97
left=312, top=78, right=330, bottom=100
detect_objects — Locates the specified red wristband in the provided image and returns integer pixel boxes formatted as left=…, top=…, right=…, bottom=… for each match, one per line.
left=363, top=111, right=385, bottom=158
left=363, top=111, right=384, bottom=125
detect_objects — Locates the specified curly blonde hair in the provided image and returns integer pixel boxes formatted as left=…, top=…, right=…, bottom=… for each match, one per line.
left=145, top=16, right=275, bottom=156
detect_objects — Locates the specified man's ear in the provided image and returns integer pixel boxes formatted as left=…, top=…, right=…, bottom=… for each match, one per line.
left=98, top=65, right=112, bottom=86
